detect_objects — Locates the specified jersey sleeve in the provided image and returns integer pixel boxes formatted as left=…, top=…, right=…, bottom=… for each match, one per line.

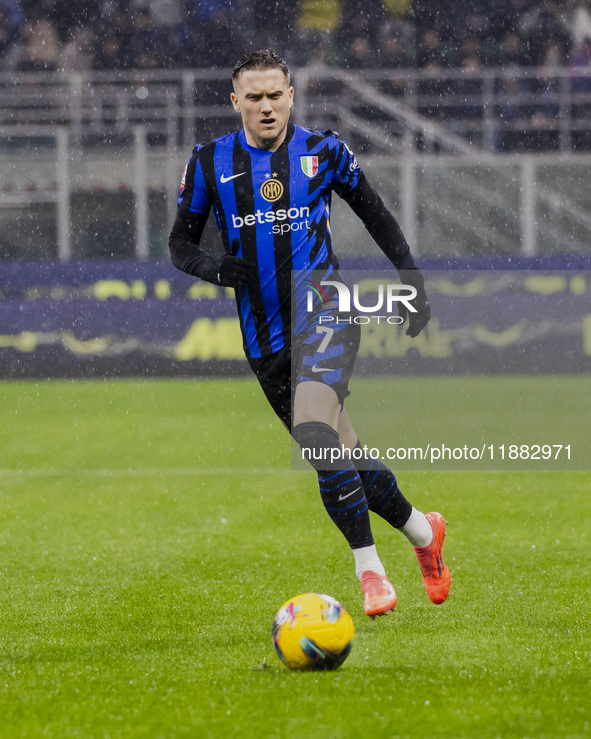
left=343, top=173, right=416, bottom=270
left=329, top=136, right=416, bottom=271
left=176, top=144, right=210, bottom=219
left=330, top=137, right=362, bottom=198
left=169, top=145, right=215, bottom=277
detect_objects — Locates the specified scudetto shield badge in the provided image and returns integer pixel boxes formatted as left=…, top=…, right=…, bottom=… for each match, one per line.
left=300, top=156, right=319, bottom=177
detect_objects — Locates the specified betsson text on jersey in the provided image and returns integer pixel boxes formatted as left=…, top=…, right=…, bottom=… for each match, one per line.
left=232, top=207, right=310, bottom=234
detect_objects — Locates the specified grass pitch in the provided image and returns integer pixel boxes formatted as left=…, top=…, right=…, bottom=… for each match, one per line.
left=0, top=377, right=589, bottom=739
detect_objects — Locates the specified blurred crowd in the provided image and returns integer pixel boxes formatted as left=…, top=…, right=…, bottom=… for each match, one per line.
left=0, top=0, right=590, bottom=74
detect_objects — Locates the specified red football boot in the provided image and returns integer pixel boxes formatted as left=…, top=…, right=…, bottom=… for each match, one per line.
left=361, top=571, right=398, bottom=618
left=414, top=512, right=451, bottom=604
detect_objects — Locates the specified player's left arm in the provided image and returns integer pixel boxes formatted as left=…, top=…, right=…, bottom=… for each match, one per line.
left=334, top=142, right=430, bottom=338
left=168, top=147, right=253, bottom=288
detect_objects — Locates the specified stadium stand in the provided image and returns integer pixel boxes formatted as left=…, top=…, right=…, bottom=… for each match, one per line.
left=0, top=1, right=588, bottom=152
left=0, top=0, right=590, bottom=261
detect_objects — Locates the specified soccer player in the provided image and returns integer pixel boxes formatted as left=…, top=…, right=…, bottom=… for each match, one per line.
left=169, top=49, right=451, bottom=617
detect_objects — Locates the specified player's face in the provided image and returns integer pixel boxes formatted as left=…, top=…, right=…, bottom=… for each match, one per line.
left=231, top=68, right=294, bottom=152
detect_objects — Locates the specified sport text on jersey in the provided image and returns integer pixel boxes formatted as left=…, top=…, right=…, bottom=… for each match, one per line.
left=231, top=207, right=310, bottom=235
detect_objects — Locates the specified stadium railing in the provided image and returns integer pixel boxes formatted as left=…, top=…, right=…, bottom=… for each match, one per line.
left=1, top=66, right=591, bottom=260
left=1, top=66, right=591, bottom=153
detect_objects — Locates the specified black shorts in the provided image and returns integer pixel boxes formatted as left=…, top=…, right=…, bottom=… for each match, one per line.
left=247, top=317, right=361, bottom=429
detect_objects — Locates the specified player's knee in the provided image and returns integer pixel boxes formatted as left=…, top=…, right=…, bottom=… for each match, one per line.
left=292, top=421, right=341, bottom=471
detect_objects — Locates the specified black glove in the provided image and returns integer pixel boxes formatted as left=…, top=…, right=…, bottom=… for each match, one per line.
left=397, top=268, right=431, bottom=337
left=202, top=239, right=254, bottom=288
left=203, top=254, right=254, bottom=288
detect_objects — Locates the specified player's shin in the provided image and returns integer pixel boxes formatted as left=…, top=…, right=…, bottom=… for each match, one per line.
left=292, top=422, right=375, bottom=553
left=351, top=441, right=432, bottom=546
left=293, top=423, right=398, bottom=617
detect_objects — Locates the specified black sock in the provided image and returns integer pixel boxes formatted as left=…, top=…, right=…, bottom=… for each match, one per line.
left=292, top=422, right=374, bottom=549
left=353, top=441, right=412, bottom=529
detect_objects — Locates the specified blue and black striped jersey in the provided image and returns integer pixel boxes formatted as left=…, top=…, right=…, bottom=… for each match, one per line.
left=170, top=121, right=414, bottom=359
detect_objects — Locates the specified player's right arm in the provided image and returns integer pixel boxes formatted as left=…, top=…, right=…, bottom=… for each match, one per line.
left=168, top=146, right=253, bottom=288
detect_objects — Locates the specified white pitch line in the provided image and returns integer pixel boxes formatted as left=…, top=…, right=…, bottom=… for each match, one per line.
left=0, top=466, right=302, bottom=478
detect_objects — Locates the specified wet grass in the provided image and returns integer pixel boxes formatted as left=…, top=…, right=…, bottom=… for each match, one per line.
left=0, top=378, right=589, bottom=738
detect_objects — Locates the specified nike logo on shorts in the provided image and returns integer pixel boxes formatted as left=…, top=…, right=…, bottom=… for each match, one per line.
left=220, top=172, right=246, bottom=183
left=311, top=364, right=335, bottom=373
left=338, top=487, right=360, bottom=501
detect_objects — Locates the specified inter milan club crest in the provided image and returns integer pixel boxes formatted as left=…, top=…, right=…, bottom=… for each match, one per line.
left=260, top=177, right=283, bottom=202
left=300, top=156, right=319, bottom=177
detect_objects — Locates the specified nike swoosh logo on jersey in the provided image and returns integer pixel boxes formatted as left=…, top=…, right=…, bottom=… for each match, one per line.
left=338, top=487, right=360, bottom=501
left=220, top=172, right=246, bottom=183
left=311, top=364, right=335, bottom=373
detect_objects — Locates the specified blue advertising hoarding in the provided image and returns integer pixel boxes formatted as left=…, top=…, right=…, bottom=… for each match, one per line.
left=1, top=260, right=590, bottom=378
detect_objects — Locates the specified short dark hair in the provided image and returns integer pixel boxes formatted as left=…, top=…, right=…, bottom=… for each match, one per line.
left=232, top=49, right=290, bottom=85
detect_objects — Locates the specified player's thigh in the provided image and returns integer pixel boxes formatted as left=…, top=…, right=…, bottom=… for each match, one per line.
left=292, top=318, right=361, bottom=430
left=293, top=380, right=341, bottom=429
left=247, top=348, right=292, bottom=430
